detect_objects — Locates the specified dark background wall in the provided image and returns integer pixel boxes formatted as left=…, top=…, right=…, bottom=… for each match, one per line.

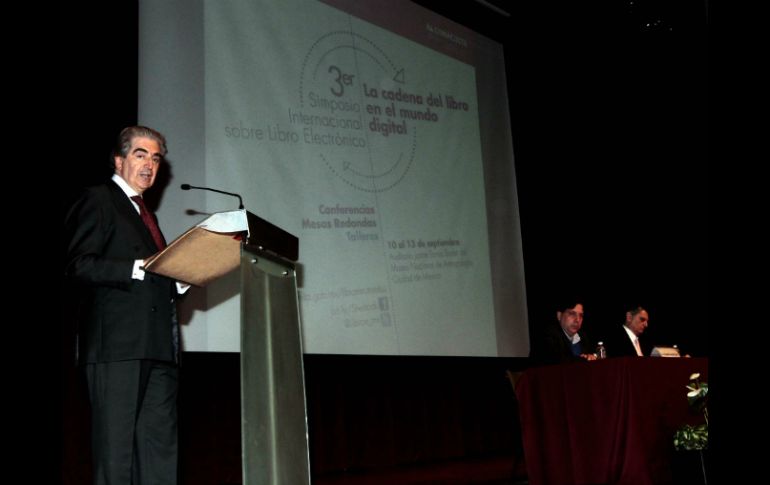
left=59, top=1, right=707, bottom=483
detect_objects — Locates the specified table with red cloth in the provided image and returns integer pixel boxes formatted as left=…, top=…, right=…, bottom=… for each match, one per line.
left=515, top=356, right=708, bottom=485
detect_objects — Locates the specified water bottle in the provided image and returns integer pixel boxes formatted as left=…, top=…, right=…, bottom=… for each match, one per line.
left=596, top=341, right=606, bottom=359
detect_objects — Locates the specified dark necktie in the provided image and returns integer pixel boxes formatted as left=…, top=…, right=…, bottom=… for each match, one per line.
left=131, top=195, right=166, bottom=250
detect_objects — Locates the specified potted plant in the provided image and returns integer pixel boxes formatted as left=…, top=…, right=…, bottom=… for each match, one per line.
left=673, top=372, right=708, bottom=483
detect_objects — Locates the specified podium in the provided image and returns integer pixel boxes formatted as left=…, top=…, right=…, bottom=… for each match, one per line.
left=145, top=210, right=310, bottom=485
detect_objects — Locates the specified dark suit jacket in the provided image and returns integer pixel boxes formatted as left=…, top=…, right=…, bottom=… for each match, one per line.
left=529, top=323, right=596, bottom=367
left=65, top=181, right=177, bottom=364
left=602, top=325, right=650, bottom=358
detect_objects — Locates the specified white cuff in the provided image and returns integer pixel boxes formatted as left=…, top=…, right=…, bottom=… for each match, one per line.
left=132, top=260, right=146, bottom=280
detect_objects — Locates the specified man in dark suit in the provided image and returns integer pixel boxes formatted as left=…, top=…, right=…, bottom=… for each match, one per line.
left=604, top=306, right=650, bottom=358
left=65, top=126, right=188, bottom=485
left=529, top=297, right=597, bottom=366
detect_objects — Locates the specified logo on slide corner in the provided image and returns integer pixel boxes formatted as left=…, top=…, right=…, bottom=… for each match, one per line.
left=298, top=31, right=417, bottom=193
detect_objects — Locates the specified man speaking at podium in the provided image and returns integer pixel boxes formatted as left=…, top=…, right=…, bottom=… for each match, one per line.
left=65, top=126, right=188, bottom=485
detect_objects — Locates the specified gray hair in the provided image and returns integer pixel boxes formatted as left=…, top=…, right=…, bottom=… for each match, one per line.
left=627, top=306, right=647, bottom=316
left=111, top=126, right=168, bottom=168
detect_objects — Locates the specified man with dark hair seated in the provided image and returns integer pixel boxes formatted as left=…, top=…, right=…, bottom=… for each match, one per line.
left=529, top=296, right=597, bottom=366
left=603, top=306, right=651, bottom=358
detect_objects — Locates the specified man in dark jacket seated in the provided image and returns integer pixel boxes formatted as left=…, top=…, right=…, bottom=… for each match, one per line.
left=603, top=306, right=651, bottom=358
left=529, top=296, right=597, bottom=366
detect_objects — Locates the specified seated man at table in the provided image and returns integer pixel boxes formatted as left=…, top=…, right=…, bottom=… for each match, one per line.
left=603, top=305, right=651, bottom=357
left=529, top=297, right=597, bottom=366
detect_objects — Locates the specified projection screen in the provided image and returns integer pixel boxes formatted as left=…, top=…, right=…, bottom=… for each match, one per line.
left=138, top=0, right=528, bottom=357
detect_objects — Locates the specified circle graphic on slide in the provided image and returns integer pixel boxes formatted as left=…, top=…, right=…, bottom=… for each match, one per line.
left=299, top=31, right=417, bottom=193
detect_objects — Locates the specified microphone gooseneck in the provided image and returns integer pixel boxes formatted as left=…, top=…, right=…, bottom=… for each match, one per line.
left=180, top=183, right=244, bottom=209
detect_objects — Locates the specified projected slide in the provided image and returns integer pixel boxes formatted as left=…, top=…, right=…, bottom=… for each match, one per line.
left=139, top=0, right=529, bottom=356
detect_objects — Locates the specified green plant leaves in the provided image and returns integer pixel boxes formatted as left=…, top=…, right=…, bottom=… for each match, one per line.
left=674, top=373, right=708, bottom=450
left=673, top=423, right=708, bottom=450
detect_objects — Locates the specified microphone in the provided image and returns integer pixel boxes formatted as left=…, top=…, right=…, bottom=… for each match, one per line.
left=180, top=183, right=244, bottom=209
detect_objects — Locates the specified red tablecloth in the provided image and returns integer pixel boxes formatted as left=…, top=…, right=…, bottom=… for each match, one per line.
left=516, top=357, right=708, bottom=485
